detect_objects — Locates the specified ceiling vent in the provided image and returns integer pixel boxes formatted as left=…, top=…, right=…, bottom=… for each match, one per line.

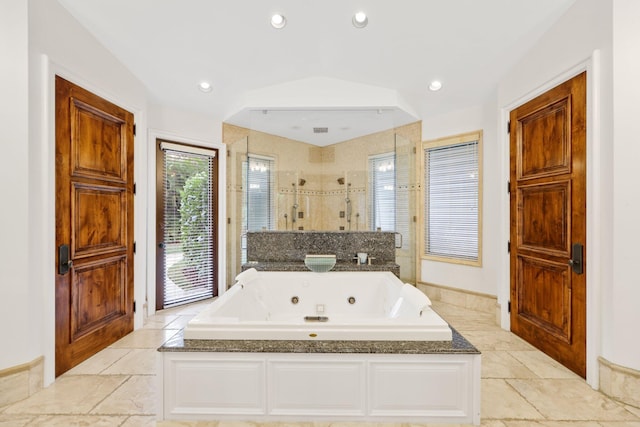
left=313, top=127, right=329, bottom=133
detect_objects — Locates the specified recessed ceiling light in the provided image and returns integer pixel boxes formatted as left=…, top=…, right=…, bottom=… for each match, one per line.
left=428, top=80, right=443, bottom=91
left=198, top=81, right=213, bottom=93
left=352, top=11, right=368, bottom=28
left=271, top=13, right=286, bottom=29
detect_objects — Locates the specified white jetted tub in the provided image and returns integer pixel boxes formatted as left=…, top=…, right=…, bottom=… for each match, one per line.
left=158, top=270, right=480, bottom=425
left=184, top=269, right=452, bottom=341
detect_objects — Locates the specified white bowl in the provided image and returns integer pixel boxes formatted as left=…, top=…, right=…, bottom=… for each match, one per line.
left=304, top=255, right=336, bottom=273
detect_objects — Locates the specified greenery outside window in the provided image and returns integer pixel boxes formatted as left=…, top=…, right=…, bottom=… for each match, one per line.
left=422, top=130, right=482, bottom=265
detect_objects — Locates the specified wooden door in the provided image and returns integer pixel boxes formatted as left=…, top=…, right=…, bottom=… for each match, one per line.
left=55, top=76, right=135, bottom=376
left=509, top=72, right=586, bottom=378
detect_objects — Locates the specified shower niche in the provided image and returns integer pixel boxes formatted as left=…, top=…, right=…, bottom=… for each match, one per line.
left=224, top=120, right=420, bottom=284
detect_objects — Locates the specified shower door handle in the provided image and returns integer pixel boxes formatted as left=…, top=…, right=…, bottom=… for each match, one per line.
left=568, top=243, right=583, bottom=275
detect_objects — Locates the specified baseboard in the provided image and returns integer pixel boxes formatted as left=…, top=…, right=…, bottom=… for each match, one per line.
left=0, top=356, right=44, bottom=407
left=417, top=281, right=500, bottom=323
left=599, top=356, right=640, bottom=408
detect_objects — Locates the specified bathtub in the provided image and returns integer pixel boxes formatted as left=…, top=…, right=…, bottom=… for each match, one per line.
left=159, top=270, right=480, bottom=424
left=184, top=269, right=452, bottom=341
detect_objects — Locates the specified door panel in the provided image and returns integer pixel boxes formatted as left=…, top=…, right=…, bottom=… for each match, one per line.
left=71, top=98, right=127, bottom=182
left=55, top=76, right=134, bottom=376
left=70, top=256, right=127, bottom=340
left=73, top=183, right=127, bottom=256
left=510, top=72, right=586, bottom=378
left=517, top=255, right=571, bottom=343
left=517, top=181, right=570, bottom=256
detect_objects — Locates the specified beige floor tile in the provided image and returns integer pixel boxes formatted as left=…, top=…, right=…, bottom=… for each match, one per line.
left=91, top=375, right=156, bottom=415
left=597, top=422, right=640, bottom=427
left=481, top=378, right=544, bottom=420
left=478, top=421, right=508, bottom=427
left=165, top=314, right=197, bottom=330
left=625, top=405, right=640, bottom=418
left=502, top=422, right=601, bottom=426
left=508, top=351, right=579, bottom=379
left=63, top=348, right=131, bottom=375
left=0, top=414, right=34, bottom=426
left=507, top=378, right=638, bottom=421
left=0, top=371, right=29, bottom=407
left=26, top=414, right=127, bottom=426
left=109, top=328, right=180, bottom=349
left=160, top=300, right=212, bottom=316
left=481, top=350, right=537, bottom=379
left=101, top=348, right=157, bottom=375
left=460, top=330, right=536, bottom=352
left=3, top=375, right=127, bottom=415
left=121, top=415, right=158, bottom=426
left=157, top=421, right=220, bottom=426
left=143, top=314, right=180, bottom=329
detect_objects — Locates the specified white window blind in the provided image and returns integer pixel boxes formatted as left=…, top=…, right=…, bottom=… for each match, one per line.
left=162, top=146, right=215, bottom=307
left=369, top=153, right=396, bottom=232
left=424, top=140, right=479, bottom=261
left=241, top=155, right=275, bottom=263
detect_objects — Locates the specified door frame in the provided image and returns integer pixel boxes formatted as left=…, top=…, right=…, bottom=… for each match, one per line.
left=146, top=130, right=227, bottom=317
left=39, top=57, right=146, bottom=386
left=500, top=51, right=603, bottom=387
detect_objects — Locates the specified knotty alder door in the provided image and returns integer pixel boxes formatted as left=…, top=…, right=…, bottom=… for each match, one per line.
left=55, top=76, right=135, bottom=376
left=509, top=72, right=587, bottom=378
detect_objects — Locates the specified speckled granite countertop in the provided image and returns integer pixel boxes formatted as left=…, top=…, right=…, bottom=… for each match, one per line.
left=241, top=261, right=401, bottom=276
left=158, top=327, right=479, bottom=355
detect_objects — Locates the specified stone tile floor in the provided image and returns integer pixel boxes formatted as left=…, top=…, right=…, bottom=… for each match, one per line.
left=1, top=300, right=639, bottom=427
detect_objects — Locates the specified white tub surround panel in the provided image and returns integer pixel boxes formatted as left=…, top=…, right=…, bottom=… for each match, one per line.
left=158, top=351, right=481, bottom=424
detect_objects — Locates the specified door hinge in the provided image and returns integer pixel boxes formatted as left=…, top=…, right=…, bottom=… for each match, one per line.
left=507, top=120, right=511, bottom=134
left=133, top=241, right=136, bottom=254
left=507, top=240, right=511, bottom=253
left=133, top=123, right=136, bottom=136
left=413, top=146, right=417, bottom=154
left=508, top=300, right=511, bottom=313
left=133, top=300, right=137, bottom=313
left=507, top=180, right=511, bottom=194
left=133, top=183, right=136, bottom=195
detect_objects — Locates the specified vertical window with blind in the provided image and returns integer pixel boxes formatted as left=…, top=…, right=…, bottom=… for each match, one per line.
left=156, top=140, right=218, bottom=309
left=241, top=155, right=276, bottom=263
left=423, top=131, right=482, bottom=265
left=369, top=152, right=396, bottom=232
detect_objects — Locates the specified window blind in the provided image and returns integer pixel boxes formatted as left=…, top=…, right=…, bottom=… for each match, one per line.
left=424, top=141, right=479, bottom=261
left=162, top=147, right=215, bottom=307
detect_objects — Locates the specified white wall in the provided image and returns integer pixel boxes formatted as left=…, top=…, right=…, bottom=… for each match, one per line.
left=25, top=0, right=149, bottom=383
left=420, top=100, right=501, bottom=297
left=0, top=0, right=33, bottom=371
left=608, top=0, right=640, bottom=371
left=496, top=0, right=640, bottom=378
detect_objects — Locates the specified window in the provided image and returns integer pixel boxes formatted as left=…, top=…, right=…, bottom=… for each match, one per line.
left=157, top=140, right=218, bottom=309
left=369, top=152, right=396, bottom=232
left=241, top=155, right=275, bottom=263
left=423, top=131, right=482, bottom=265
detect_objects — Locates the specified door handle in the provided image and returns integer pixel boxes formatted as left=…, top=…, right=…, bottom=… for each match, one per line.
left=568, top=243, right=584, bottom=275
left=58, top=244, right=73, bottom=275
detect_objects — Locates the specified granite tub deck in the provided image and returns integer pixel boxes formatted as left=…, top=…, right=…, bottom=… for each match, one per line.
left=243, top=231, right=401, bottom=276
left=160, top=326, right=478, bottom=354
left=157, top=329, right=481, bottom=424
left=242, top=260, right=400, bottom=276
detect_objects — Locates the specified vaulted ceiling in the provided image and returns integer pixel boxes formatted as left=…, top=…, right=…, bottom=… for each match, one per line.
left=57, top=0, right=576, bottom=144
